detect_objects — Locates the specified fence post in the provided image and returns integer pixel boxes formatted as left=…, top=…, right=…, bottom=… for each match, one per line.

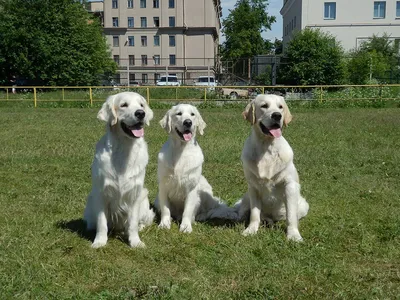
left=89, top=87, right=93, bottom=107
left=262, top=87, right=265, bottom=94
left=204, top=87, right=207, bottom=102
left=62, top=88, right=65, bottom=101
left=319, top=86, right=323, bottom=103
left=176, top=87, right=178, bottom=101
left=6, top=87, right=8, bottom=101
left=146, top=87, right=150, bottom=104
left=34, top=87, right=37, bottom=108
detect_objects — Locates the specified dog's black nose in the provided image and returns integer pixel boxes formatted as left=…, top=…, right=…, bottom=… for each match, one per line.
left=271, top=112, right=282, bottom=121
left=183, top=119, right=192, bottom=127
left=135, top=109, right=145, bottom=120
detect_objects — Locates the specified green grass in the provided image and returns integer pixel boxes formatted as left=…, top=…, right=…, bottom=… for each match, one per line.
left=0, top=105, right=399, bottom=299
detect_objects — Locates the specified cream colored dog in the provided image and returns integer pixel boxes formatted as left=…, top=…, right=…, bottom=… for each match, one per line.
left=154, top=104, right=238, bottom=233
left=237, top=94, right=309, bottom=241
left=84, top=92, right=155, bottom=248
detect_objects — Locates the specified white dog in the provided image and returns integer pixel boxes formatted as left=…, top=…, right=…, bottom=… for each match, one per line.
left=154, top=104, right=237, bottom=233
left=84, top=92, right=155, bottom=248
left=237, top=94, right=309, bottom=241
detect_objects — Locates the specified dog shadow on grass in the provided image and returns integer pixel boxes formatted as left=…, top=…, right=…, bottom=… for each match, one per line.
left=56, top=219, right=96, bottom=242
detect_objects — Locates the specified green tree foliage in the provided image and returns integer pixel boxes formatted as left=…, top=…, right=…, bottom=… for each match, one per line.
left=280, top=28, right=346, bottom=85
left=221, top=0, right=276, bottom=59
left=347, top=34, right=399, bottom=84
left=0, top=0, right=116, bottom=86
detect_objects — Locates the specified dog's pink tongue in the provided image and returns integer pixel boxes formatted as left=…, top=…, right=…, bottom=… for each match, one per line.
left=269, top=128, right=282, bottom=138
left=132, top=128, right=144, bottom=138
left=183, top=132, right=192, bottom=141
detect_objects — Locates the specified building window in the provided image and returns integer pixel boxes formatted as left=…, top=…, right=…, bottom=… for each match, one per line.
left=169, top=54, right=176, bottom=65
left=113, top=55, right=120, bottom=65
left=154, top=17, right=160, bottom=27
left=169, top=35, right=176, bottom=47
left=128, top=17, right=134, bottom=28
left=141, top=36, right=147, bottom=46
left=129, top=55, right=135, bottom=66
left=112, top=17, right=119, bottom=27
left=153, top=0, right=159, bottom=8
left=127, top=0, right=133, bottom=8
left=141, top=55, right=148, bottom=65
left=154, top=35, right=160, bottom=46
left=142, top=74, right=148, bottom=83
left=115, top=73, right=121, bottom=84
left=294, top=16, right=296, bottom=27
left=324, top=2, right=336, bottom=19
left=397, top=1, right=400, bottom=17
left=128, top=36, right=134, bottom=46
left=113, top=36, right=119, bottom=47
left=129, top=73, right=136, bottom=84
left=374, top=1, right=386, bottom=18
left=169, top=0, right=175, bottom=8
left=112, top=0, right=118, bottom=9
left=169, top=16, right=175, bottom=27
left=153, top=55, right=160, bottom=65
left=154, top=73, right=160, bottom=83
left=141, top=17, right=147, bottom=27
left=140, top=0, right=146, bottom=8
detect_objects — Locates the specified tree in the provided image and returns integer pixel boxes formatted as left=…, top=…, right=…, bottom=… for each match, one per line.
left=280, top=28, right=346, bottom=85
left=347, top=34, right=399, bottom=84
left=0, top=0, right=116, bottom=86
left=221, top=0, right=276, bottom=59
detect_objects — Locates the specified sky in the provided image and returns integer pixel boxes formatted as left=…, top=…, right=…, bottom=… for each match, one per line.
left=220, top=0, right=283, bottom=43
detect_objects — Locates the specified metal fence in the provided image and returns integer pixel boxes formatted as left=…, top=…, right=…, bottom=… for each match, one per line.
left=1, top=84, right=400, bottom=107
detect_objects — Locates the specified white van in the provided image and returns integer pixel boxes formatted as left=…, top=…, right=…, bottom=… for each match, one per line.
left=194, top=76, right=218, bottom=89
left=156, top=75, right=181, bottom=86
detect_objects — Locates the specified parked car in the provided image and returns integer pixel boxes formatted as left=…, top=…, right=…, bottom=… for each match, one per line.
left=156, top=75, right=181, bottom=86
left=194, top=76, right=218, bottom=90
left=219, top=81, right=262, bottom=99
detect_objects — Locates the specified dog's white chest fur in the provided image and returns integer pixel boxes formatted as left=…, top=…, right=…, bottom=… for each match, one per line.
left=159, top=141, right=203, bottom=198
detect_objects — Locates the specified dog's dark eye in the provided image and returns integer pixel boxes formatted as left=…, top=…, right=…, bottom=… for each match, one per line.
left=279, top=105, right=283, bottom=109
left=191, top=113, right=195, bottom=116
left=261, top=104, right=269, bottom=109
left=121, top=103, right=128, bottom=108
left=140, top=103, right=144, bottom=108
left=177, top=112, right=182, bottom=116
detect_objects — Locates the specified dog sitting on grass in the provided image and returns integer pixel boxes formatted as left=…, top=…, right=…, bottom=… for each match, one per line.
left=84, top=92, right=155, bottom=248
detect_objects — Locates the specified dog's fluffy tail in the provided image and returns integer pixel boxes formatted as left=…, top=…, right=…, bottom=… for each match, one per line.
left=196, top=191, right=238, bottom=222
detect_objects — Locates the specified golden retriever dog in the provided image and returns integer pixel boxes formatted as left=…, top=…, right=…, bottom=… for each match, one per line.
left=236, top=94, right=309, bottom=241
left=154, top=104, right=237, bottom=233
left=84, top=92, right=155, bottom=248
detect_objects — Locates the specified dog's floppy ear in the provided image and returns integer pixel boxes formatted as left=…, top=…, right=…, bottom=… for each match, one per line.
left=193, top=106, right=206, bottom=135
left=97, top=95, right=117, bottom=126
left=242, top=100, right=256, bottom=124
left=282, top=98, right=292, bottom=126
left=141, top=96, right=154, bottom=126
left=160, top=108, right=172, bottom=133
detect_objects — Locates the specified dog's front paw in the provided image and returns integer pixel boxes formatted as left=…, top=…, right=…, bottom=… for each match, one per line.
left=91, top=236, right=107, bottom=248
left=242, top=224, right=259, bottom=236
left=287, top=228, right=303, bottom=242
left=179, top=222, right=192, bottom=233
left=129, top=238, right=146, bottom=248
left=159, top=218, right=171, bottom=230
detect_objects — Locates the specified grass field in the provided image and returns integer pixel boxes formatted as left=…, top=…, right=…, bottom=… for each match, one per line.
left=0, top=105, right=399, bottom=299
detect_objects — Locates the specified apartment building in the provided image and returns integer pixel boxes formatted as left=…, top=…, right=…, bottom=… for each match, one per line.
left=88, top=0, right=221, bottom=85
left=281, top=0, right=400, bottom=51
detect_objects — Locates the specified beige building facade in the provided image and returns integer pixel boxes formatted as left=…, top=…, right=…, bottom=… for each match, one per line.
left=281, top=0, right=400, bottom=51
left=89, top=0, right=221, bottom=85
